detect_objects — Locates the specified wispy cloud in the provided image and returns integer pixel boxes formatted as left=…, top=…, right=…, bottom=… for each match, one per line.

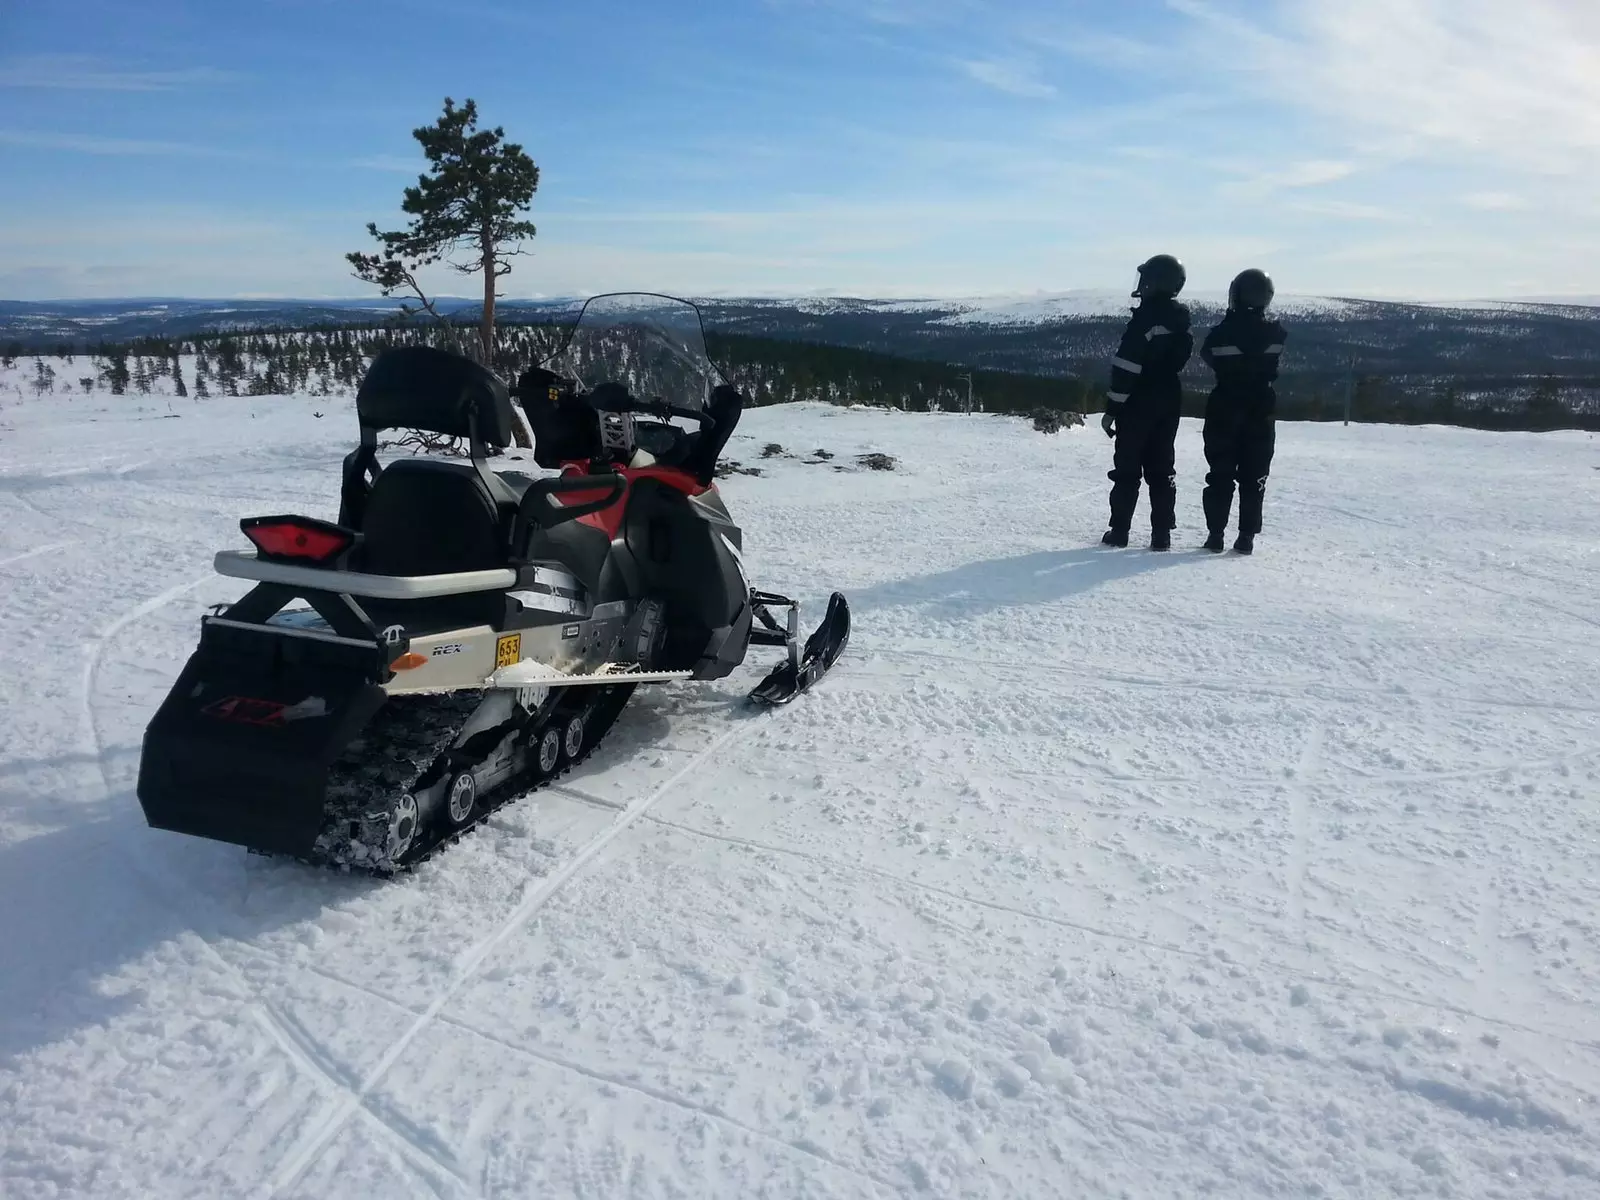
left=768, top=0, right=981, bottom=29
left=1173, top=0, right=1600, bottom=181
left=350, top=154, right=422, bottom=173
left=1286, top=198, right=1398, bottom=222
left=0, top=54, right=236, bottom=91
left=1461, top=191, right=1531, bottom=212
left=0, top=129, right=238, bottom=157
left=1222, top=159, right=1359, bottom=193
left=959, top=58, right=1056, bottom=98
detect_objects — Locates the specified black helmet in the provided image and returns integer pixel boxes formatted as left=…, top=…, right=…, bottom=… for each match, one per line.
left=1133, top=254, right=1186, bottom=299
left=1229, top=268, right=1275, bottom=310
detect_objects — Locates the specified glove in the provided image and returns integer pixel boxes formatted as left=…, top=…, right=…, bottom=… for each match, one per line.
left=1101, top=408, right=1117, bottom=439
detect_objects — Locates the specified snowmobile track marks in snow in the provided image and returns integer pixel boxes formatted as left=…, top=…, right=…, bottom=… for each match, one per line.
left=109, top=848, right=473, bottom=1200
left=549, top=785, right=1600, bottom=1056
left=248, top=1000, right=473, bottom=1195
left=247, top=954, right=899, bottom=1195
left=0, top=539, right=77, bottom=569
left=80, top=573, right=213, bottom=796
left=1285, top=723, right=1324, bottom=936
left=82, top=574, right=472, bottom=1197
left=263, top=719, right=753, bottom=1199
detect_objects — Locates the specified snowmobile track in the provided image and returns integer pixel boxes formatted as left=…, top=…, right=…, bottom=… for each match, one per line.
left=263, top=718, right=754, bottom=1199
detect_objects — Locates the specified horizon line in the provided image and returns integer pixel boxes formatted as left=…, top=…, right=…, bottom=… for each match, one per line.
left=7, top=289, right=1600, bottom=309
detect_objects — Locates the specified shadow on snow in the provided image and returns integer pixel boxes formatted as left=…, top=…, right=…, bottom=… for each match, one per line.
left=849, top=542, right=1196, bottom=622
left=0, top=689, right=702, bottom=1066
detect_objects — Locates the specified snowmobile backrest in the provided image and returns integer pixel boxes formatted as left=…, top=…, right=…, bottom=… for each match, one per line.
left=356, top=346, right=515, bottom=448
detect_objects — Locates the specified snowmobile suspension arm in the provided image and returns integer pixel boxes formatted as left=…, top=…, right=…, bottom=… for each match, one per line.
left=749, top=590, right=803, bottom=669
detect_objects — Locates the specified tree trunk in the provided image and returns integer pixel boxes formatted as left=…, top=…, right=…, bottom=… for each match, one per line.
left=479, top=238, right=496, bottom=365
left=481, top=237, right=532, bottom=448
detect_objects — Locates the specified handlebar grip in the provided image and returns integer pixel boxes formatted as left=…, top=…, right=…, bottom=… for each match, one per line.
left=510, top=473, right=627, bottom=553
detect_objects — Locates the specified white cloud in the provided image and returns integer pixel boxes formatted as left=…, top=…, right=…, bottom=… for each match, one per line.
left=959, top=58, right=1056, bottom=99
left=0, top=54, right=235, bottom=91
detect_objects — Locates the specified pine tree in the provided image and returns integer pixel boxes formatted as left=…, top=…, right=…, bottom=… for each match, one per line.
left=101, top=351, right=130, bottom=395
left=347, top=96, right=538, bottom=446
left=31, top=357, right=55, bottom=398
left=1526, top=377, right=1565, bottom=428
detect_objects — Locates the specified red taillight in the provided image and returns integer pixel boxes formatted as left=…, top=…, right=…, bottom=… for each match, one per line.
left=241, top=516, right=355, bottom=563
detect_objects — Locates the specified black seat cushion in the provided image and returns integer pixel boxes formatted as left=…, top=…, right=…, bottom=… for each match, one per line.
left=358, top=459, right=506, bottom=577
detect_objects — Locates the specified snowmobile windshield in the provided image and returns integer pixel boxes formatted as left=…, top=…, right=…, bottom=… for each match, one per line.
left=543, top=293, right=723, bottom=413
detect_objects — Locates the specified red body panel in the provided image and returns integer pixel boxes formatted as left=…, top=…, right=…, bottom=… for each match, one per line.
left=556, top=461, right=713, bottom=538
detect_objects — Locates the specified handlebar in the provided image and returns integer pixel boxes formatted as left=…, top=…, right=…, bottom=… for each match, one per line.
left=510, top=472, right=627, bottom=555
left=634, top=397, right=713, bottom=427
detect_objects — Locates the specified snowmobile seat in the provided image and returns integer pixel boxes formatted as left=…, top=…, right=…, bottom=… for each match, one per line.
left=355, top=458, right=515, bottom=630
left=340, top=345, right=524, bottom=533
left=356, top=345, right=516, bottom=448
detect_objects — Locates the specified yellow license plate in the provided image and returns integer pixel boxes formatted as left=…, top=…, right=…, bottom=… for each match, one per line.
left=495, top=633, right=522, bottom=669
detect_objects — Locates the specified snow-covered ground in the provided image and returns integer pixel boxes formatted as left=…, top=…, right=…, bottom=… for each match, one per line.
left=2, top=383, right=1598, bottom=1198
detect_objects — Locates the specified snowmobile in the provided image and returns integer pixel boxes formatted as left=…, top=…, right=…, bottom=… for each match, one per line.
left=135, top=293, right=850, bottom=875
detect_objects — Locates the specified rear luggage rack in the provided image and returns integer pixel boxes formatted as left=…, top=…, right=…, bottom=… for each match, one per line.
left=215, top=549, right=516, bottom=600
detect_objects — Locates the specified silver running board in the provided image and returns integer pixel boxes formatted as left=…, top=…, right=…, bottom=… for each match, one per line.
left=215, top=550, right=516, bottom=599
left=488, top=660, right=694, bottom=688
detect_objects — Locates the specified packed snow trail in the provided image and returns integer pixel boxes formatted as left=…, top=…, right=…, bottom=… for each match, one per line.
left=1, top=381, right=1597, bottom=1197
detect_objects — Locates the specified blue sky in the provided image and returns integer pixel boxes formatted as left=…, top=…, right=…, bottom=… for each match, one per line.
left=2, top=0, right=1596, bottom=301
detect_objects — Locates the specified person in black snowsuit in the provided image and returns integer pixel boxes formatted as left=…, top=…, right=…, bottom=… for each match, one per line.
left=1100, top=254, right=1194, bottom=551
left=1199, top=269, right=1287, bottom=555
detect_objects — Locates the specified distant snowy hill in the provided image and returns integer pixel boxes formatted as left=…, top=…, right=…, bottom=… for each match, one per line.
left=8, top=294, right=1600, bottom=421
left=6, top=291, right=1600, bottom=346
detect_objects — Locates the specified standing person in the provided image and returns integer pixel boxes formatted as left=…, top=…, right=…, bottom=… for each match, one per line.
left=1199, top=269, right=1287, bottom=555
left=1100, top=254, right=1194, bottom=551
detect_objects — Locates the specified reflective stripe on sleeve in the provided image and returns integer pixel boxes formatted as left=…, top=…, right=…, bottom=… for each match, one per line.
left=1108, top=392, right=1130, bottom=404
left=1264, top=344, right=1284, bottom=354
left=1144, top=325, right=1171, bottom=340
left=1111, top=356, right=1144, bottom=374
left=1209, top=346, right=1243, bottom=357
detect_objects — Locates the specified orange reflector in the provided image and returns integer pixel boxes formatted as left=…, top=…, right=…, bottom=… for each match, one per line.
left=392, top=652, right=430, bottom=670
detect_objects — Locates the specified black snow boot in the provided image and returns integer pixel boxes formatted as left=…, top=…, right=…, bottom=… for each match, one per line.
left=1203, top=530, right=1225, bottom=553
left=1233, top=532, right=1255, bottom=555
left=1101, top=528, right=1129, bottom=547
left=1149, top=529, right=1171, bottom=551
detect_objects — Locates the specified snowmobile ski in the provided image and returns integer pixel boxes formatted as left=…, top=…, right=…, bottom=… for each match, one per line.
left=748, top=591, right=851, bottom=706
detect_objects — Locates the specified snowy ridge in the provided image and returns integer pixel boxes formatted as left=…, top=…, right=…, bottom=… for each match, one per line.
left=706, top=291, right=1457, bottom=326
left=1, top=379, right=1598, bottom=1197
